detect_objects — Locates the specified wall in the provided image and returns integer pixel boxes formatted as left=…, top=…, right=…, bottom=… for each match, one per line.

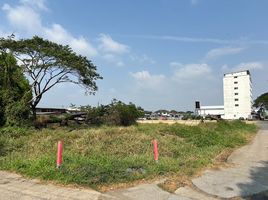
left=223, top=71, right=252, bottom=119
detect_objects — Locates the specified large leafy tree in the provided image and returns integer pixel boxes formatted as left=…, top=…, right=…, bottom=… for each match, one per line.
left=0, top=52, right=31, bottom=126
left=0, top=36, right=102, bottom=118
left=254, top=92, right=268, bottom=109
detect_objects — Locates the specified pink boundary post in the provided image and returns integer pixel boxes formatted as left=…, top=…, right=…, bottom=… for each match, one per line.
left=152, top=139, right=159, bottom=162
left=56, top=141, right=63, bottom=168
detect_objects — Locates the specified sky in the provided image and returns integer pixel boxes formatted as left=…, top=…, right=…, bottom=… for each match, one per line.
left=0, top=0, right=268, bottom=111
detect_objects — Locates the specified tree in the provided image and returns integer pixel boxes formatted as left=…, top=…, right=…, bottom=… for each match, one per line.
left=0, top=52, right=31, bottom=126
left=254, top=92, right=268, bottom=109
left=0, top=36, right=102, bottom=119
left=80, top=100, right=144, bottom=126
left=110, top=101, right=143, bottom=126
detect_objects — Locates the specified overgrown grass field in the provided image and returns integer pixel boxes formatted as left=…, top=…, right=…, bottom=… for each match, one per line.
left=0, top=121, right=257, bottom=190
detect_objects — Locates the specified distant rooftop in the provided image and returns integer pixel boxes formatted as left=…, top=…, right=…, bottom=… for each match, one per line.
left=224, top=70, right=250, bottom=77
left=200, top=105, right=224, bottom=110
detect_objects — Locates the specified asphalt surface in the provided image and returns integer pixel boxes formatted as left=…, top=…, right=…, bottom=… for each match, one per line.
left=0, top=171, right=101, bottom=200
left=190, top=121, right=268, bottom=199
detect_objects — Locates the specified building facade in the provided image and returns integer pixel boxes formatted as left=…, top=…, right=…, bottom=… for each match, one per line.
left=198, top=105, right=225, bottom=118
left=223, top=70, right=252, bottom=119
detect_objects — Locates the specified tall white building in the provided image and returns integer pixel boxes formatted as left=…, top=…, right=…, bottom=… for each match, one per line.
left=223, top=70, right=252, bottom=119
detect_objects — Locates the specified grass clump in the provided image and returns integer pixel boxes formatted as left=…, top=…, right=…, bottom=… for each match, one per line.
left=0, top=121, right=257, bottom=190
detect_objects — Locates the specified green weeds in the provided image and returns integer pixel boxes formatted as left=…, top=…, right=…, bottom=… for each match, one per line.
left=0, top=121, right=257, bottom=189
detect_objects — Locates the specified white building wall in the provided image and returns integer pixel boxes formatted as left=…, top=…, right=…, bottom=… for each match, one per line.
left=223, top=70, right=252, bottom=119
left=198, top=106, right=224, bottom=117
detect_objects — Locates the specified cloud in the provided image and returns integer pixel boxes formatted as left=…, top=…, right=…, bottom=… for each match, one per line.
left=221, top=64, right=229, bottom=72
left=170, top=62, right=182, bottom=67
left=190, top=0, right=199, bottom=5
left=131, top=70, right=165, bottom=81
left=97, top=34, right=130, bottom=66
left=205, top=47, right=245, bottom=60
left=98, top=33, right=130, bottom=54
left=116, top=61, right=124, bottom=67
left=20, top=0, right=48, bottom=10
left=130, top=54, right=155, bottom=65
left=101, top=53, right=125, bottom=67
left=130, top=70, right=166, bottom=89
left=129, top=65, right=220, bottom=111
left=70, top=37, right=98, bottom=57
left=233, top=62, right=263, bottom=71
left=117, top=34, right=268, bottom=45
left=221, top=62, right=263, bottom=73
left=172, top=63, right=211, bottom=80
left=2, top=1, right=98, bottom=57
left=44, top=24, right=97, bottom=56
left=2, top=3, right=42, bottom=33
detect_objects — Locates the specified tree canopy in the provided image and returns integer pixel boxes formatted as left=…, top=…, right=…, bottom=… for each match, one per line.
left=0, top=36, right=102, bottom=118
left=80, top=99, right=144, bottom=126
left=0, top=52, right=31, bottom=126
left=254, top=92, right=268, bottom=109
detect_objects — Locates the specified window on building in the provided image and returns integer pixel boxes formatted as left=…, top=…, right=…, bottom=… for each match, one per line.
left=235, top=93, right=238, bottom=95
left=234, top=87, right=238, bottom=90
left=235, top=99, right=239, bottom=101
left=235, top=104, right=239, bottom=107
left=234, top=81, right=238, bottom=84
left=234, top=76, right=238, bottom=78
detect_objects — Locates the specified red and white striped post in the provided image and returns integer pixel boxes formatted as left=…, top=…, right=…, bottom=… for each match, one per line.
left=152, top=139, right=159, bottom=162
left=56, top=141, right=63, bottom=168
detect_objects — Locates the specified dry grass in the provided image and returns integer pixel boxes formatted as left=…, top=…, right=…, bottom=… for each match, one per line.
left=137, top=120, right=203, bottom=126
left=0, top=121, right=257, bottom=191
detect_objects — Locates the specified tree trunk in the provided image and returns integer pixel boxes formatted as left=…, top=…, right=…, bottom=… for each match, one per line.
left=32, top=105, right=37, bottom=121
left=31, top=95, right=41, bottom=121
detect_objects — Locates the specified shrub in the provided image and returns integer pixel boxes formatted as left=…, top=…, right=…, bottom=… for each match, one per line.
left=0, top=52, right=32, bottom=127
left=105, top=101, right=143, bottom=126
left=81, top=105, right=106, bottom=125
left=81, top=99, right=144, bottom=126
left=4, top=100, right=31, bottom=126
left=0, top=126, right=30, bottom=137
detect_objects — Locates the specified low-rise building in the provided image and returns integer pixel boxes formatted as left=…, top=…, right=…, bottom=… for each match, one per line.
left=198, top=105, right=224, bottom=118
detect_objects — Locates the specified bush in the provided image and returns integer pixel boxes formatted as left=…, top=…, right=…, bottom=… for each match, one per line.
left=0, top=103, right=4, bottom=126
left=81, top=105, right=106, bottom=125
left=0, top=126, right=31, bottom=157
left=4, top=100, right=31, bottom=126
left=0, top=52, right=32, bottom=127
left=106, top=101, right=143, bottom=126
left=81, top=99, right=144, bottom=126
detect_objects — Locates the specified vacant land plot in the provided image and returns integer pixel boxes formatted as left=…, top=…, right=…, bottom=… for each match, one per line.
left=137, top=120, right=202, bottom=125
left=0, top=121, right=257, bottom=190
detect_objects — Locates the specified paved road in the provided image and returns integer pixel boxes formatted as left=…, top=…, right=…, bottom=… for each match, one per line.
left=0, top=171, right=101, bottom=200
left=189, top=121, right=268, bottom=199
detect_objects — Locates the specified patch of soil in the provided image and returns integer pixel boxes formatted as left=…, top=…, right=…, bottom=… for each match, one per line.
left=97, top=177, right=164, bottom=192
left=212, top=148, right=235, bottom=169
left=157, top=176, right=192, bottom=193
